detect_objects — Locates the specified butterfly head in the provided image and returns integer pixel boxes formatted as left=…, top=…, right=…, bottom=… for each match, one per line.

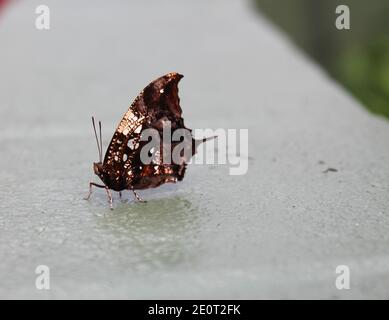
left=93, top=162, right=104, bottom=177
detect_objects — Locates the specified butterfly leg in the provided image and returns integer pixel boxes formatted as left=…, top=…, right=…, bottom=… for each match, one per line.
left=104, top=187, right=114, bottom=209
left=84, top=182, right=106, bottom=200
left=132, top=189, right=146, bottom=203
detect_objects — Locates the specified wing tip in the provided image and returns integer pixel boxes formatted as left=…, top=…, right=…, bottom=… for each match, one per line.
left=167, top=72, right=184, bottom=80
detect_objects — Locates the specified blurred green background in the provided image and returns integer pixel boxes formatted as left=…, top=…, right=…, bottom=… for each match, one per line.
left=254, top=0, right=389, bottom=118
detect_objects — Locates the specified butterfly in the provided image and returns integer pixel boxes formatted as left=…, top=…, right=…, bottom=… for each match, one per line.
left=84, top=72, right=213, bottom=209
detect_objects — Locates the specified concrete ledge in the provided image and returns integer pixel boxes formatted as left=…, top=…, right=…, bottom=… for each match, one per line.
left=0, top=0, right=388, bottom=299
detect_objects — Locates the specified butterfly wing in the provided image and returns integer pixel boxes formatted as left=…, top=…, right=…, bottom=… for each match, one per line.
left=139, top=72, right=184, bottom=128
left=101, top=94, right=147, bottom=191
left=124, top=137, right=189, bottom=190
left=102, top=72, right=198, bottom=191
left=127, top=72, right=198, bottom=190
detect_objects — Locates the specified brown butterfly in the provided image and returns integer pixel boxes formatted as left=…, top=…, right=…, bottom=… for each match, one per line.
left=84, top=72, right=213, bottom=209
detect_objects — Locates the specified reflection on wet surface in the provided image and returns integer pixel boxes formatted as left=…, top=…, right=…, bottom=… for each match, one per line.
left=91, top=196, right=201, bottom=271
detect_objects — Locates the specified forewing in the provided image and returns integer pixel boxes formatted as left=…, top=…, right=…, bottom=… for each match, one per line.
left=103, top=72, right=193, bottom=190
left=140, top=72, right=185, bottom=130
left=102, top=102, right=146, bottom=189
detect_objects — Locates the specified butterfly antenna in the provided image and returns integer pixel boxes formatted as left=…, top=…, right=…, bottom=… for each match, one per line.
left=99, top=120, right=103, bottom=163
left=92, top=116, right=102, bottom=162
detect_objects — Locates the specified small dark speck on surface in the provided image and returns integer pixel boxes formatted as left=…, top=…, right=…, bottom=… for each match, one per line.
left=323, top=168, right=338, bottom=173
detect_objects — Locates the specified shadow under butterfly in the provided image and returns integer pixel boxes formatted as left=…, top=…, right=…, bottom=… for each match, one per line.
left=84, top=72, right=215, bottom=209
